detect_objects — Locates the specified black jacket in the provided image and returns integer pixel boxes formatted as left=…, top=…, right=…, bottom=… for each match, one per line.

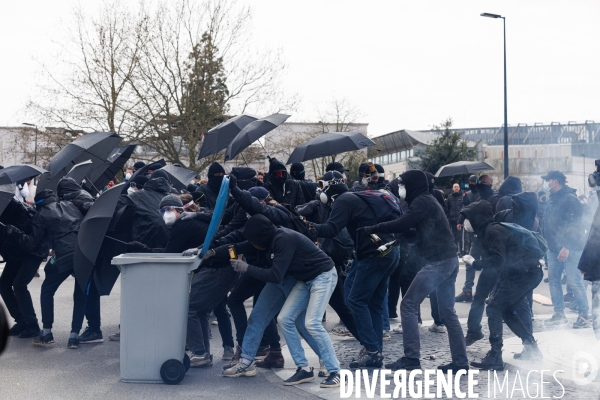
left=0, top=199, right=35, bottom=260
left=495, top=176, right=522, bottom=214
left=215, top=226, right=333, bottom=283
left=578, top=191, right=600, bottom=281
left=264, top=177, right=305, bottom=208
left=313, top=191, right=396, bottom=260
left=124, top=177, right=171, bottom=248
left=11, top=195, right=83, bottom=271
left=542, top=185, right=585, bottom=252
left=230, top=187, right=294, bottom=229
left=296, top=180, right=319, bottom=204
left=164, top=218, right=209, bottom=253
left=494, top=192, right=539, bottom=232
left=57, top=178, right=95, bottom=215
left=446, top=192, right=464, bottom=222
left=196, top=183, right=220, bottom=209
left=462, top=201, right=540, bottom=278
left=366, top=170, right=457, bottom=263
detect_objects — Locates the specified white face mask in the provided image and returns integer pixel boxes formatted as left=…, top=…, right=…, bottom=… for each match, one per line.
left=319, top=191, right=329, bottom=204
left=398, top=185, right=406, bottom=200
left=163, top=211, right=177, bottom=226
left=125, top=172, right=132, bottom=180
left=127, top=187, right=136, bottom=195
left=464, top=219, right=474, bottom=233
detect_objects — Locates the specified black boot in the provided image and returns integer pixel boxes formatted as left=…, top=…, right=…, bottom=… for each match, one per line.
left=471, top=347, right=504, bottom=370
left=514, top=340, right=543, bottom=361
left=465, top=331, right=484, bottom=346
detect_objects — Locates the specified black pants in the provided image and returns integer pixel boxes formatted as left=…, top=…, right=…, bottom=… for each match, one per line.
left=40, top=267, right=87, bottom=333
left=388, top=247, right=407, bottom=318
left=467, top=267, right=499, bottom=335
left=227, top=273, right=280, bottom=348
left=328, top=264, right=359, bottom=339
left=487, top=267, right=543, bottom=347
left=450, top=221, right=462, bottom=255
left=187, top=267, right=238, bottom=354
left=213, top=297, right=234, bottom=348
left=0, top=254, right=43, bottom=326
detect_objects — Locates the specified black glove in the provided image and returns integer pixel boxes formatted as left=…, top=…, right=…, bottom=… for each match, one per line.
left=228, top=174, right=237, bottom=190
left=126, top=241, right=149, bottom=253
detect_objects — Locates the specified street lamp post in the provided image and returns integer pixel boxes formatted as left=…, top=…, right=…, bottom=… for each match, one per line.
left=21, top=123, right=39, bottom=167
left=481, top=12, right=509, bottom=179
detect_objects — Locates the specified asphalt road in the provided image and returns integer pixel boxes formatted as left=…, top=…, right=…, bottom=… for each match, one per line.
left=0, top=261, right=559, bottom=399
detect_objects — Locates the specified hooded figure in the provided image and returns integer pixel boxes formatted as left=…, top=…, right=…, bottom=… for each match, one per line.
left=290, top=162, right=318, bottom=203
left=290, top=163, right=306, bottom=181
left=57, top=177, right=95, bottom=215
left=358, top=169, right=467, bottom=372
left=495, top=176, right=522, bottom=214
left=352, top=162, right=379, bottom=192
left=230, top=167, right=262, bottom=191
left=425, top=172, right=447, bottom=215
left=196, top=162, right=226, bottom=209
left=461, top=200, right=544, bottom=369
left=375, top=164, right=388, bottom=190
left=264, top=159, right=305, bottom=207
left=494, top=192, right=539, bottom=231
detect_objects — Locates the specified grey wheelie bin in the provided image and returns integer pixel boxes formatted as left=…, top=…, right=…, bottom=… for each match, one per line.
left=112, top=253, right=200, bottom=385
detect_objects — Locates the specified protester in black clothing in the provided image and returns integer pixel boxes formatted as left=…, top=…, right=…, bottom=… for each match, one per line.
left=326, top=161, right=350, bottom=180
left=57, top=177, right=95, bottom=215
left=425, top=172, right=447, bottom=215
left=578, top=159, right=600, bottom=339
left=462, top=201, right=544, bottom=370
left=360, top=169, right=467, bottom=373
left=1, top=190, right=95, bottom=348
left=0, top=199, right=43, bottom=338
left=495, top=176, right=522, bottom=214
left=290, top=162, right=318, bottom=203
left=375, top=164, right=389, bottom=190
left=463, top=175, right=481, bottom=207
left=351, top=162, right=379, bottom=192
left=132, top=161, right=145, bottom=172
left=263, top=158, right=305, bottom=207
left=447, top=183, right=464, bottom=255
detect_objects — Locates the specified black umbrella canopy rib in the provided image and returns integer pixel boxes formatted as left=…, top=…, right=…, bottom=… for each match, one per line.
left=198, top=114, right=258, bottom=159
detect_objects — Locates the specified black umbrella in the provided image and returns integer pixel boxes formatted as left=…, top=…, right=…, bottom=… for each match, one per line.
left=225, top=113, right=290, bottom=161
left=197, top=114, right=258, bottom=159
left=161, top=164, right=197, bottom=191
left=286, top=132, right=375, bottom=165
left=73, top=183, right=126, bottom=294
left=435, top=161, right=494, bottom=178
left=120, top=159, right=167, bottom=194
left=0, top=164, right=47, bottom=185
left=89, top=144, right=137, bottom=191
left=0, top=183, right=15, bottom=215
left=66, top=160, right=94, bottom=184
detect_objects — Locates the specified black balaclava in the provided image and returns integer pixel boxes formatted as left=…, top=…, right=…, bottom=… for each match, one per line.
left=290, top=163, right=305, bottom=181
left=242, top=214, right=276, bottom=249
left=460, top=200, right=494, bottom=237
left=424, top=172, right=437, bottom=194
left=56, top=177, right=82, bottom=200
left=34, top=189, right=56, bottom=209
left=468, top=175, right=479, bottom=192
left=511, top=192, right=538, bottom=231
left=231, top=167, right=259, bottom=190
left=268, top=158, right=288, bottom=188
left=207, top=162, right=225, bottom=191
left=399, top=170, right=429, bottom=205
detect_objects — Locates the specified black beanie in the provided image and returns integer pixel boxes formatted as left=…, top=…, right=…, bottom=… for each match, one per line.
left=133, top=161, right=146, bottom=170
left=242, top=214, right=276, bottom=248
left=290, top=163, right=304, bottom=175
left=208, top=162, right=225, bottom=177
left=131, top=174, right=149, bottom=188
left=159, top=194, right=183, bottom=209
left=150, top=169, right=169, bottom=181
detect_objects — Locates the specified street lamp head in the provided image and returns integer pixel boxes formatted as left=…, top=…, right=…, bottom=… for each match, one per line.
left=480, top=12, right=503, bottom=19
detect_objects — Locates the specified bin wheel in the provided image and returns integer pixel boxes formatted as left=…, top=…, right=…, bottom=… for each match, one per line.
left=183, top=353, right=190, bottom=373
left=160, top=359, right=186, bottom=385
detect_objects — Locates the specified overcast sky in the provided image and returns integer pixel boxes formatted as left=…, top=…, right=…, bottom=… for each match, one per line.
left=1, top=0, right=599, bottom=137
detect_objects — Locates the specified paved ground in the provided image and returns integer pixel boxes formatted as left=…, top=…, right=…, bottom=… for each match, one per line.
left=1, top=260, right=599, bottom=399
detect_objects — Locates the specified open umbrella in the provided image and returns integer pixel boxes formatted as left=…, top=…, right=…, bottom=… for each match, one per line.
left=286, top=132, right=375, bottom=165
left=225, top=113, right=290, bottom=161
left=73, top=183, right=126, bottom=294
left=0, top=183, right=16, bottom=215
left=435, top=161, right=495, bottom=178
left=0, top=165, right=47, bottom=185
left=67, top=160, right=94, bottom=185
left=161, top=165, right=197, bottom=191
left=89, top=144, right=137, bottom=191
left=197, top=115, right=258, bottom=159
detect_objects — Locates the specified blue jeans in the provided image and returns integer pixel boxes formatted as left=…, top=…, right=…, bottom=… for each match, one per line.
left=547, top=250, right=588, bottom=315
left=346, top=248, right=399, bottom=352
left=401, top=257, right=468, bottom=366
left=241, top=276, right=322, bottom=362
left=278, top=269, right=339, bottom=373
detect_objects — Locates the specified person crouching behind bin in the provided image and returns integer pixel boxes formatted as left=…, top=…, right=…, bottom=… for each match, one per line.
left=214, top=214, right=343, bottom=388
left=461, top=200, right=545, bottom=370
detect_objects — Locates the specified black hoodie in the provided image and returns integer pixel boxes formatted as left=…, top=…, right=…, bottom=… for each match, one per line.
left=425, top=172, right=447, bottom=215
left=495, top=176, right=522, bottom=214
left=124, top=177, right=171, bottom=247
left=366, top=170, right=457, bottom=263
left=57, top=177, right=95, bottom=215
left=494, top=192, right=539, bottom=232
left=462, top=200, right=540, bottom=277
left=264, top=159, right=305, bottom=207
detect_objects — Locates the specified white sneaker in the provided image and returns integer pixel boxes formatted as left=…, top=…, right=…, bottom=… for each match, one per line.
left=392, top=324, right=403, bottom=334
left=428, top=323, right=447, bottom=333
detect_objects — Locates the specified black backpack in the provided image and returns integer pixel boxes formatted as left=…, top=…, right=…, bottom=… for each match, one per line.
left=497, top=222, right=548, bottom=259
left=274, top=204, right=319, bottom=243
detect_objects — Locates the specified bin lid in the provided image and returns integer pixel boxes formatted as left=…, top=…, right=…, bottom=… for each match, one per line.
left=111, top=253, right=201, bottom=269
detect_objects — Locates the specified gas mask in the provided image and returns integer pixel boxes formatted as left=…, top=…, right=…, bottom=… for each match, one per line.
left=163, top=211, right=177, bottom=226
left=319, top=176, right=346, bottom=204
left=464, top=219, right=474, bottom=233
left=588, top=171, right=600, bottom=190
